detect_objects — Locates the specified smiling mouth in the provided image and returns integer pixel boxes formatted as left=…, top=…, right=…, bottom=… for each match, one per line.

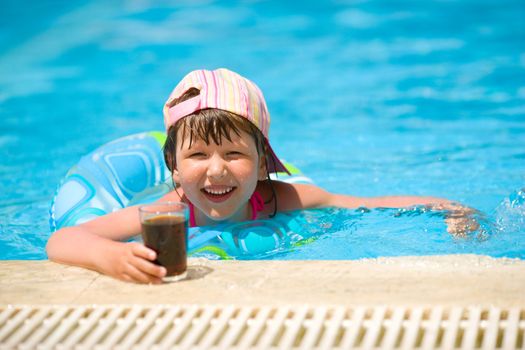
left=201, top=186, right=236, bottom=202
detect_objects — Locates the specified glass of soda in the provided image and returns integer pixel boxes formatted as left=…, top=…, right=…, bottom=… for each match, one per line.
left=138, top=202, right=189, bottom=282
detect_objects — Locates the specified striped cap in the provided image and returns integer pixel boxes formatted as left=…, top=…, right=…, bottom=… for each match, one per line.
left=163, top=68, right=289, bottom=174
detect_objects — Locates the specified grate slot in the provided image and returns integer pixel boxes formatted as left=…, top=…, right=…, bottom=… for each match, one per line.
left=340, top=306, right=366, bottom=348
left=256, top=306, right=290, bottom=349
left=179, top=305, right=217, bottom=347
left=217, top=306, right=252, bottom=348
left=237, top=306, right=271, bottom=348
left=300, top=306, right=327, bottom=349
left=2, top=307, right=51, bottom=347
left=381, top=307, right=406, bottom=349
left=134, top=306, right=180, bottom=349
left=462, top=307, right=482, bottom=350
left=20, top=307, right=69, bottom=350
left=56, top=306, right=106, bottom=348
left=502, top=308, right=520, bottom=350
left=280, top=306, right=309, bottom=348
left=102, top=306, right=142, bottom=348
left=113, top=306, right=163, bottom=349
left=401, top=306, right=424, bottom=349
left=363, top=306, right=387, bottom=349
left=0, top=307, right=18, bottom=334
left=97, top=306, right=143, bottom=348
left=481, top=307, right=500, bottom=350
left=82, top=305, right=124, bottom=348
left=441, top=307, right=463, bottom=349
left=318, top=306, right=346, bottom=349
left=38, top=307, right=86, bottom=349
left=156, top=305, right=199, bottom=348
left=421, top=306, right=443, bottom=350
left=0, top=307, right=33, bottom=342
left=198, top=305, right=236, bottom=348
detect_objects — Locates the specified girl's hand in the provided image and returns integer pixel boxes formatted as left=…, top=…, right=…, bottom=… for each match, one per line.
left=429, top=202, right=480, bottom=237
left=100, top=242, right=167, bottom=284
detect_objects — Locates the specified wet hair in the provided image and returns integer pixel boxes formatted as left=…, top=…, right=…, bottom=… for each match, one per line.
left=163, top=87, right=278, bottom=216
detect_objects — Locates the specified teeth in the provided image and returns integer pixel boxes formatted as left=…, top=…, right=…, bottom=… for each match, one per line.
left=204, top=187, right=233, bottom=195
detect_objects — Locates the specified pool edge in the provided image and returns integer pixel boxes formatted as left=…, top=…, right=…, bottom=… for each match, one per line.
left=1, top=254, right=523, bottom=307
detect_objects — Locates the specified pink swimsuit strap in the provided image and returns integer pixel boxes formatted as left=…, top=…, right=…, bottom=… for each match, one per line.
left=188, top=191, right=265, bottom=227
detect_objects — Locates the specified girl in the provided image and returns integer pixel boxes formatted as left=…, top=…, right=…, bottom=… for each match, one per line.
left=46, top=68, right=478, bottom=284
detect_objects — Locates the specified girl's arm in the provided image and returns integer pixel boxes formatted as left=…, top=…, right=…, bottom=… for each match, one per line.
left=273, top=182, right=451, bottom=209
left=272, top=182, right=479, bottom=236
left=46, top=206, right=166, bottom=284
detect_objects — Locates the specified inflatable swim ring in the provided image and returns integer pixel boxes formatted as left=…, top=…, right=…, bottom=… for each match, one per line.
left=49, top=131, right=314, bottom=259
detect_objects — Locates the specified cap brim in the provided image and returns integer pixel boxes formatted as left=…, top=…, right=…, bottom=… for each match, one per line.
left=266, top=142, right=291, bottom=175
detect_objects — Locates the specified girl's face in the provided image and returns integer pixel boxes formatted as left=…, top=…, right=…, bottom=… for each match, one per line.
left=173, top=129, right=266, bottom=225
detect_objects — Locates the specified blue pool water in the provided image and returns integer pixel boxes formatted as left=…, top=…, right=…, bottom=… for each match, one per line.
left=1, top=0, right=524, bottom=260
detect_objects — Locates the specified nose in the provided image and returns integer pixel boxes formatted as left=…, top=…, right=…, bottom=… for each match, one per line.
left=207, top=153, right=227, bottom=179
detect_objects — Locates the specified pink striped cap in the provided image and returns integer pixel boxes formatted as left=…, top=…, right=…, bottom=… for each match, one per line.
left=163, top=68, right=289, bottom=174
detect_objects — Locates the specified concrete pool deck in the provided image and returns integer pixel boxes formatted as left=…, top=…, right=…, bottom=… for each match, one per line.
left=1, top=254, right=524, bottom=306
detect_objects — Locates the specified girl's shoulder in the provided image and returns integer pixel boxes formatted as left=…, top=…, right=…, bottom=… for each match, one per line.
left=256, top=180, right=330, bottom=214
left=158, top=187, right=185, bottom=202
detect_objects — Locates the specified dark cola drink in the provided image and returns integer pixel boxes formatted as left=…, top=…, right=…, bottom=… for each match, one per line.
left=141, top=215, right=188, bottom=277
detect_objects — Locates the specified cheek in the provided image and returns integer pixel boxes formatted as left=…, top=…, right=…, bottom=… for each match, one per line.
left=175, top=161, right=203, bottom=185
left=235, top=160, right=260, bottom=183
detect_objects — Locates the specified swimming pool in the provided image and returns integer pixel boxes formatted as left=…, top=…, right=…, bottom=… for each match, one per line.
left=1, top=0, right=524, bottom=260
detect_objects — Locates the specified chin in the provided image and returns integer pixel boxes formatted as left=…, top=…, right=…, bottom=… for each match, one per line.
left=207, top=210, right=235, bottom=222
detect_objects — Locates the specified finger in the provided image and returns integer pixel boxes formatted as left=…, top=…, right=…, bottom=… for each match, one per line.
left=121, top=272, right=162, bottom=285
left=121, top=273, right=134, bottom=283
left=464, top=220, right=479, bottom=233
left=130, top=243, right=157, bottom=261
left=132, top=256, right=167, bottom=278
left=125, top=263, right=163, bottom=284
left=454, top=217, right=479, bottom=232
left=445, top=218, right=466, bottom=238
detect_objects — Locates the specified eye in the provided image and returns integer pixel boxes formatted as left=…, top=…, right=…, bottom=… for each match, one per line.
left=226, top=151, right=244, bottom=158
left=189, top=152, right=206, bottom=158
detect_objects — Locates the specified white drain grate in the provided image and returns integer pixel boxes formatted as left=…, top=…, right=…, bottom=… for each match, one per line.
left=0, top=305, right=523, bottom=349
